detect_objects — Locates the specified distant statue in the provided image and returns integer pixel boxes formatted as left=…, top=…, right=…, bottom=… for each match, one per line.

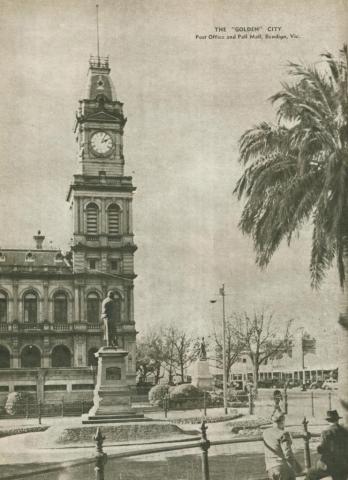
left=199, top=337, right=207, bottom=360
left=101, top=291, right=118, bottom=348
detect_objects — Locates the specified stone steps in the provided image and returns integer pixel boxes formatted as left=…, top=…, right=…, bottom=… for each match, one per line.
left=82, top=417, right=152, bottom=424
left=81, top=413, right=150, bottom=424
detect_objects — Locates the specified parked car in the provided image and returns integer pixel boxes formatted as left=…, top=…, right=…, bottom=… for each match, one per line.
left=286, top=380, right=302, bottom=389
left=309, top=380, right=323, bottom=389
left=321, top=379, right=338, bottom=390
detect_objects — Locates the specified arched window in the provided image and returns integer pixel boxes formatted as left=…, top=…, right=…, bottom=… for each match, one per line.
left=0, top=346, right=10, bottom=368
left=87, top=292, right=100, bottom=323
left=107, top=204, right=121, bottom=235
left=24, top=292, right=38, bottom=323
left=0, top=292, right=7, bottom=323
left=21, top=345, right=41, bottom=368
left=86, top=203, right=99, bottom=234
left=51, top=345, right=71, bottom=368
left=88, top=347, right=99, bottom=367
left=54, top=291, right=68, bottom=323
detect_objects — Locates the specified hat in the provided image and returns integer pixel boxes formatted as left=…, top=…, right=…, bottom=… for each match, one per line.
left=271, top=411, right=285, bottom=423
left=326, top=410, right=342, bottom=422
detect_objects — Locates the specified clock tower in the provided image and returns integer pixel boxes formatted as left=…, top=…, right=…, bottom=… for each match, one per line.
left=67, top=56, right=137, bottom=382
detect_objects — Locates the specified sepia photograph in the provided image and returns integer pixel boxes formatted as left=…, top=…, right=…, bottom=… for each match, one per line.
left=0, top=0, right=347, bottom=479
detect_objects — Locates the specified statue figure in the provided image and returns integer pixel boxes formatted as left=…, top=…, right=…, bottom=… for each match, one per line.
left=101, top=291, right=118, bottom=348
left=199, top=337, right=207, bottom=360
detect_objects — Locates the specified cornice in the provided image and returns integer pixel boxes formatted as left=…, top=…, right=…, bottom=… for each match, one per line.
left=71, top=242, right=138, bottom=254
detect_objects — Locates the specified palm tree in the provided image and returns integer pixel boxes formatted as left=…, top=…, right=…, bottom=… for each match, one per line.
left=234, top=45, right=348, bottom=423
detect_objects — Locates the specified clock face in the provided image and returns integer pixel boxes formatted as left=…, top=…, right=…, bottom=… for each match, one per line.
left=90, top=131, right=113, bottom=156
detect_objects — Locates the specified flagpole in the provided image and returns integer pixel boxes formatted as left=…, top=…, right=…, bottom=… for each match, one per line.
left=220, top=284, right=228, bottom=415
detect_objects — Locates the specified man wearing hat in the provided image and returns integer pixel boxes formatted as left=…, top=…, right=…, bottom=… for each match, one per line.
left=306, top=410, right=348, bottom=480
left=263, top=411, right=301, bottom=479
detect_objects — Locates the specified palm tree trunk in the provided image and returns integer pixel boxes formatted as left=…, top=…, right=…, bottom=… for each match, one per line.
left=338, top=260, right=348, bottom=425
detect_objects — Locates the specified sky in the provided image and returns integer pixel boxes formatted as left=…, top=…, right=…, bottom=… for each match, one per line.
left=0, top=0, right=346, bottom=355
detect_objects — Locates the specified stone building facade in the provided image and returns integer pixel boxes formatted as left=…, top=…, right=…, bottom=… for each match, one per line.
left=0, top=56, right=137, bottom=403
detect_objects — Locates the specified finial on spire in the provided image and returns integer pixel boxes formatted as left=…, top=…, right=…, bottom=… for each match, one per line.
left=96, top=4, right=100, bottom=62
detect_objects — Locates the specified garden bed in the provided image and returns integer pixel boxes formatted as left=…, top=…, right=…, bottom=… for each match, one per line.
left=228, top=416, right=271, bottom=434
left=169, top=412, right=242, bottom=425
left=0, top=425, right=48, bottom=438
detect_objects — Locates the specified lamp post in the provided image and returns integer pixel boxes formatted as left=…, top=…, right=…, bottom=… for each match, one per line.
left=300, top=328, right=307, bottom=391
left=211, top=283, right=228, bottom=415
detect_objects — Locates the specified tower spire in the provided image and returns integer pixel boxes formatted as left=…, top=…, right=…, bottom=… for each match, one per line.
left=96, top=3, right=100, bottom=61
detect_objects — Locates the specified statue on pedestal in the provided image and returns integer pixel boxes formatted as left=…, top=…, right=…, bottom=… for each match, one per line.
left=101, top=291, right=118, bottom=348
left=199, top=337, right=207, bottom=360
left=192, top=337, right=213, bottom=390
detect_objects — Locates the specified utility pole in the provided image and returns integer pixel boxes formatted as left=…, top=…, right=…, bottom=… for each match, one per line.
left=220, top=284, right=228, bottom=415
left=301, top=329, right=306, bottom=391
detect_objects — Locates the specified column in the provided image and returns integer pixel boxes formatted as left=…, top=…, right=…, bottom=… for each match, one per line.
left=79, top=198, right=84, bottom=235
left=101, top=282, right=108, bottom=298
left=36, top=369, right=46, bottom=402
left=80, top=285, right=86, bottom=323
left=128, top=285, right=134, bottom=324
left=43, top=336, right=50, bottom=368
left=74, top=285, right=79, bottom=323
left=12, top=281, right=18, bottom=322
left=74, top=198, right=79, bottom=234
left=73, top=335, right=86, bottom=366
left=12, top=337, right=19, bottom=368
left=43, top=282, right=49, bottom=322
left=128, top=199, right=133, bottom=234
left=101, top=198, right=106, bottom=234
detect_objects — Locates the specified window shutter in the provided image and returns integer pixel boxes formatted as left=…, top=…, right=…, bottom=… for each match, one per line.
left=86, top=204, right=98, bottom=234
left=108, top=204, right=120, bottom=234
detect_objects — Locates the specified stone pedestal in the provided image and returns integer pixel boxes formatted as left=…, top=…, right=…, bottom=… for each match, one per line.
left=191, top=359, right=214, bottom=390
left=82, top=346, right=144, bottom=424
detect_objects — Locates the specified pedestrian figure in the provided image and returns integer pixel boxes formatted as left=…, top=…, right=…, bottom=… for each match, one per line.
left=305, top=410, right=348, bottom=480
left=263, top=411, right=302, bottom=480
left=273, top=389, right=283, bottom=415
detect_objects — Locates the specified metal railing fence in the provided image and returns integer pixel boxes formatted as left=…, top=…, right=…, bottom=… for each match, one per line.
left=0, top=417, right=320, bottom=480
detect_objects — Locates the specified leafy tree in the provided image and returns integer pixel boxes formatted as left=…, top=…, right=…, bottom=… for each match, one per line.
left=162, top=327, right=197, bottom=384
left=213, top=320, right=246, bottom=382
left=172, top=330, right=197, bottom=383
left=234, top=46, right=348, bottom=421
left=163, top=327, right=177, bottom=384
left=230, top=311, right=293, bottom=392
left=136, top=329, right=167, bottom=384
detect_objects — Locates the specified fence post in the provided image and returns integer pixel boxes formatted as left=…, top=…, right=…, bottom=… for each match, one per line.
left=38, top=401, right=41, bottom=425
left=203, top=391, right=207, bottom=417
left=328, top=391, right=332, bottom=410
left=302, top=417, right=312, bottom=471
left=248, top=391, right=254, bottom=415
left=311, top=391, right=315, bottom=417
left=81, top=400, right=85, bottom=415
left=61, top=398, right=64, bottom=417
left=200, top=420, right=210, bottom=480
left=26, top=398, right=29, bottom=419
left=94, top=427, right=107, bottom=480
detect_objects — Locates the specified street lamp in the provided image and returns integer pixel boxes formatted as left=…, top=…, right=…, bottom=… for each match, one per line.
left=211, top=283, right=228, bottom=415
left=297, top=327, right=307, bottom=391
